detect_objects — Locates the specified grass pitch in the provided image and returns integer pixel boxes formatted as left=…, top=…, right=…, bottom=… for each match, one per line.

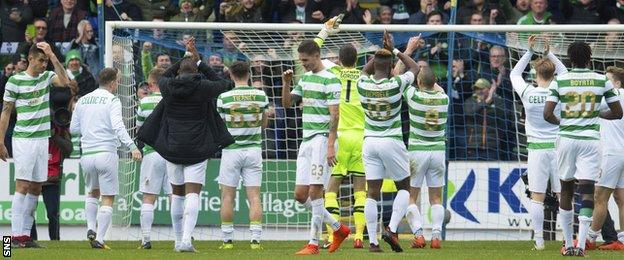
left=9, top=240, right=622, bottom=259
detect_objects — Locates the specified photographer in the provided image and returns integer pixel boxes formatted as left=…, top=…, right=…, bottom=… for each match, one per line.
left=30, top=86, right=73, bottom=241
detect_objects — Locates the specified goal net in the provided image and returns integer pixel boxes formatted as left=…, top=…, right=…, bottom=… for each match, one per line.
left=105, top=22, right=624, bottom=241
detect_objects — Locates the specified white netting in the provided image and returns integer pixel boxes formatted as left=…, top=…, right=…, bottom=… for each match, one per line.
left=110, top=36, right=140, bottom=240
left=107, top=23, right=624, bottom=242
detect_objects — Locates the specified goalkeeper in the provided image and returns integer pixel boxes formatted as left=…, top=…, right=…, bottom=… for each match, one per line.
left=314, top=15, right=367, bottom=249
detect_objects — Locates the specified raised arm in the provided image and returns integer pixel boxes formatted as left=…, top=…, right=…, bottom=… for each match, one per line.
left=314, top=14, right=343, bottom=47
left=141, top=42, right=154, bottom=79
left=547, top=52, right=568, bottom=75
left=361, top=57, right=375, bottom=76
left=510, top=48, right=532, bottom=94
left=393, top=35, right=423, bottom=76
left=281, top=69, right=301, bottom=107
left=385, top=31, right=419, bottom=76
left=38, top=42, right=70, bottom=87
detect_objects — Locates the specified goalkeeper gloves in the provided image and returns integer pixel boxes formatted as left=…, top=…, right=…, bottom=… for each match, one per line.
left=316, top=14, right=344, bottom=41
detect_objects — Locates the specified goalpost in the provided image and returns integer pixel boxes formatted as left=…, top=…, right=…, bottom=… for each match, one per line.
left=104, top=22, right=624, bottom=241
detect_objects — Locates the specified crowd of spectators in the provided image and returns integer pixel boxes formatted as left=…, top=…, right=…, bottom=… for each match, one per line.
left=1, top=0, right=624, bottom=162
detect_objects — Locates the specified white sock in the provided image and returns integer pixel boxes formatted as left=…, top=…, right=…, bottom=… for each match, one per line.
left=309, top=198, right=324, bottom=245
left=577, top=215, right=592, bottom=250
left=140, top=203, right=155, bottom=243
left=365, top=198, right=379, bottom=245
left=21, top=193, right=38, bottom=236
left=587, top=228, right=599, bottom=243
left=96, top=206, right=113, bottom=243
left=529, top=200, right=544, bottom=245
left=431, top=204, right=444, bottom=239
left=221, top=223, right=234, bottom=242
left=406, top=204, right=423, bottom=236
left=559, top=208, right=574, bottom=249
left=250, top=223, right=262, bottom=242
left=11, top=192, right=25, bottom=237
left=388, top=190, right=409, bottom=233
left=321, top=199, right=341, bottom=231
left=618, top=231, right=624, bottom=243
left=182, top=193, right=200, bottom=244
left=170, top=195, right=185, bottom=245
left=85, top=197, right=99, bottom=231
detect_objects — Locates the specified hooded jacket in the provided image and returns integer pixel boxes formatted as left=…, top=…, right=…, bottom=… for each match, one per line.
left=138, top=60, right=234, bottom=164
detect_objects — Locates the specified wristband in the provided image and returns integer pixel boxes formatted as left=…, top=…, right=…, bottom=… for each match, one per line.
left=392, top=48, right=401, bottom=56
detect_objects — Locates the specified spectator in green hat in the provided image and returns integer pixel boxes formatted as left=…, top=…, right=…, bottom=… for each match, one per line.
left=65, top=49, right=97, bottom=97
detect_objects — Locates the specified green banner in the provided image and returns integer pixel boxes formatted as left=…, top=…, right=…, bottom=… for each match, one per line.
left=0, top=159, right=309, bottom=225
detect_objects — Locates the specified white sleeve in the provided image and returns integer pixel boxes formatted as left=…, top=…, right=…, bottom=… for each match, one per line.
left=110, top=98, right=136, bottom=150
left=546, top=80, right=560, bottom=103
left=604, top=80, right=621, bottom=104
left=547, top=52, right=568, bottom=75
left=398, top=71, right=415, bottom=93
left=216, top=97, right=226, bottom=121
left=510, top=50, right=531, bottom=97
left=69, top=101, right=81, bottom=135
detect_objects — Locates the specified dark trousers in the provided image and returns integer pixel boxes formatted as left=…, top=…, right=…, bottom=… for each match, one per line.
left=30, top=184, right=61, bottom=240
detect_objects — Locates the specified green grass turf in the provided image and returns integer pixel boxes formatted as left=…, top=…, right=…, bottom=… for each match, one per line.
left=9, top=240, right=622, bottom=259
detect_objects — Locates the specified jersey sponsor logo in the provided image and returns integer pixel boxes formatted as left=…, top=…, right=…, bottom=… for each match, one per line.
left=528, top=95, right=547, bottom=104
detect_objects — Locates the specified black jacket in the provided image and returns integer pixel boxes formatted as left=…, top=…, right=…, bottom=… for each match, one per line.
left=138, top=60, right=234, bottom=164
left=74, top=66, right=97, bottom=97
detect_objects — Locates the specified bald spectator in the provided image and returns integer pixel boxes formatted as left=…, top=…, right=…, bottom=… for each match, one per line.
left=0, top=0, right=33, bottom=42
left=517, top=0, right=552, bottom=25
left=47, top=0, right=87, bottom=42
left=498, top=0, right=529, bottom=24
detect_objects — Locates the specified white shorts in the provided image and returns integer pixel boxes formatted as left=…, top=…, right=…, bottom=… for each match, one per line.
left=218, top=147, right=263, bottom=187
left=362, top=137, right=409, bottom=181
left=81, top=152, right=119, bottom=196
left=295, top=135, right=331, bottom=186
left=527, top=148, right=561, bottom=193
left=557, top=137, right=601, bottom=181
left=139, top=152, right=172, bottom=195
left=166, top=160, right=207, bottom=185
left=597, top=153, right=624, bottom=189
left=409, top=150, right=445, bottom=188
left=12, top=138, right=48, bottom=183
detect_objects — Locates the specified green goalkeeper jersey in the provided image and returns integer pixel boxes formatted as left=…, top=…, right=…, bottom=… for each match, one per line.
left=322, top=60, right=365, bottom=132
